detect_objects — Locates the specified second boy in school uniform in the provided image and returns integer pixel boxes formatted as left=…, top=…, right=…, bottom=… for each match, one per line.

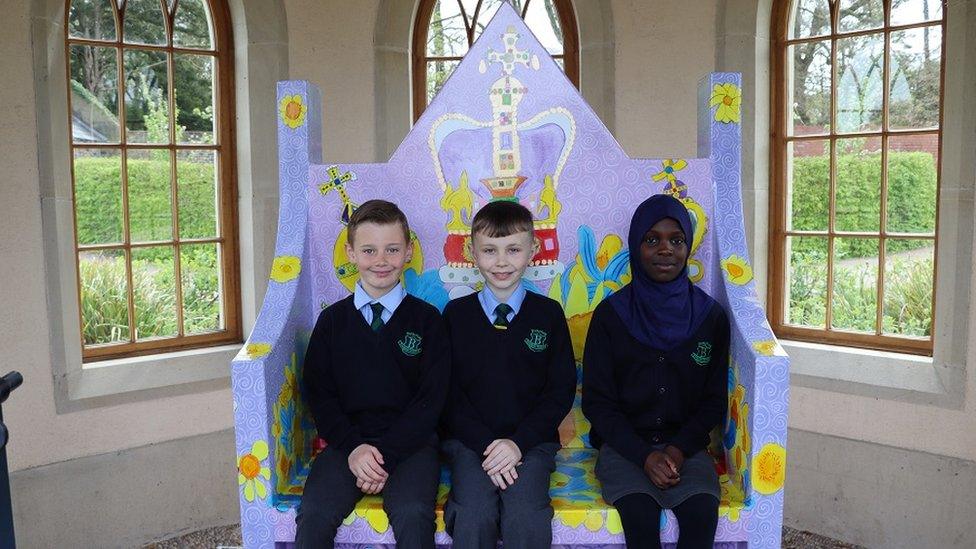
left=441, top=201, right=576, bottom=549
left=297, top=200, right=449, bottom=549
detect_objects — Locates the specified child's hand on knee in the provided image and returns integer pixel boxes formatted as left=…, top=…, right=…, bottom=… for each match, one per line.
left=348, top=444, right=388, bottom=487
left=487, top=464, right=520, bottom=490
left=482, top=439, right=522, bottom=475
left=483, top=439, right=522, bottom=490
left=356, top=477, right=386, bottom=495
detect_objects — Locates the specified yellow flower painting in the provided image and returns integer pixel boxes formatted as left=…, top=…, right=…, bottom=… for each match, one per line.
left=238, top=440, right=271, bottom=502
left=710, top=82, right=742, bottom=124
left=279, top=94, right=308, bottom=129
left=752, top=340, right=781, bottom=357
left=342, top=499, right=391, bottom=533
left=245, top=342, right=271, bottom=359
left=270, top=256, right=301, bottom=283
left=721, top=255, right=754, bottom=285
left=753, top=443, right=787, bottom=495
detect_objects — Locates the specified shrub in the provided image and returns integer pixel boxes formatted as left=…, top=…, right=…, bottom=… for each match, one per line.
left=791, top=150, right=937, bottom=258
left=80, top=250, right=221, bottom=344
left=74, top=156, right=217, bottom=250
left=788, top=255, right=933, bottom=337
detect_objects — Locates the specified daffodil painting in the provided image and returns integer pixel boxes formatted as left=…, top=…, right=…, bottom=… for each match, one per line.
left=238, top=440, right=271, bottom=502
left=270, top=255, right=301, bottom=283
left=721, top=254, right=754, bottom=285
left=710, top=82, right=742, bottom=124
left=753, top=443, right=787, bottom=495
left=341, top=498, right=391, bottom=534
left=279, top=94, right=307, bottom=129
left=244, top=342, right=271, bottom=360
left=549, top=449, right=623, bottom=534
left=753, top=339, right=781, bottom=357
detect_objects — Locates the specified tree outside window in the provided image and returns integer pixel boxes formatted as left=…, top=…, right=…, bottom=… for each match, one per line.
left=413, top=0, right=579, bottom=120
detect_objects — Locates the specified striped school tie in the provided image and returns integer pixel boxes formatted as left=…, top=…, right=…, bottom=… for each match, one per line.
left=493, top=303, right=513, bottom=329
left=369, top=302, right=385, bottom=332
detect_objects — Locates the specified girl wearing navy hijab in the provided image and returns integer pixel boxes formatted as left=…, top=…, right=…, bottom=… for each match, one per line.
left=582, top=194, right=729, bottom=549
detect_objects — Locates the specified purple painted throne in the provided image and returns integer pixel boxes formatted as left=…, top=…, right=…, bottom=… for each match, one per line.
left=231, top=4, right=789, bottom=548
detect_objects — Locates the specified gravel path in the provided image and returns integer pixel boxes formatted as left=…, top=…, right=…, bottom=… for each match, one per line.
left=143, top=524, right=865, bottom=548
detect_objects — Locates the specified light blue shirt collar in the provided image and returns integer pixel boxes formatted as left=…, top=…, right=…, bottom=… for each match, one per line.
left=354, top=282, right=406, bottom=325
left=479, top=284, right=526, bottom=323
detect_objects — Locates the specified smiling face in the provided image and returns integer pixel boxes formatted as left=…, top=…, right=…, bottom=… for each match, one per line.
left=472, top=229, right=538, bottom=300
left=639, top=217, right=689, bottom=283
left=345, top=221, right=412, bottom=298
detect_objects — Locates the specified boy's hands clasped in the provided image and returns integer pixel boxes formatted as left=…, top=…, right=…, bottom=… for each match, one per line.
left=349, top=444, right=388, bottom=494
left=482, top=438, right=522, bottom=490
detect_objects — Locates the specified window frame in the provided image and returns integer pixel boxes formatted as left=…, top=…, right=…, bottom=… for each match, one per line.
left=411, top=0, right=580, bottom=122
left=64, top=0, right=241, bottom=362
left=769, top=0, right=947, bottom=356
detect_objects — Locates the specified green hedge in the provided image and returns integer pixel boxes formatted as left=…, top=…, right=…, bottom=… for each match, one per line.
left=74, top=156, right=221, bottom=343
left=791, top=150, right=937, bottom=258
left=74, top=156, right=217, bottom=247
left=788, top=150, right=936, bottom=336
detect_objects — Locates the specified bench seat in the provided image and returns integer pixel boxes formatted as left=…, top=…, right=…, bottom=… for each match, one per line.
left=268, top=448, right=749, bottom=547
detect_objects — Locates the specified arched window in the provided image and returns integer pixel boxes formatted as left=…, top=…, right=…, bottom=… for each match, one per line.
left=66, top=0, right=240, bottom=360
left=412, top=0, right=579, bottom=121
left=770, top=0, right=945, bottom=354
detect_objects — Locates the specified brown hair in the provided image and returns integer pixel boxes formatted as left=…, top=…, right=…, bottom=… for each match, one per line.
left=347, top=199, right=411, bottom=245
left=470, top=200, right=534, bottom=239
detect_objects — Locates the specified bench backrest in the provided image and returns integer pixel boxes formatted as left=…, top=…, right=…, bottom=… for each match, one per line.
left=302, top=6, right=724, bottom=450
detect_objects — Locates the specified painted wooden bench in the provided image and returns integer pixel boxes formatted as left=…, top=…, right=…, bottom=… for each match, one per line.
left=231, top=4, right=789, bottom=547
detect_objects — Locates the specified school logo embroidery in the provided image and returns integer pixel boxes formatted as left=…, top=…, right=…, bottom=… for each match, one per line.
left=691, top=341, right=712, bottom=366
left=398, top=332, right=422, bottom=356
left=524, top=329, right=548, bottom=352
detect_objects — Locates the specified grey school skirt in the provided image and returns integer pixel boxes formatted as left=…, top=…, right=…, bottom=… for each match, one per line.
left=595, top=444, right=720, bottom=508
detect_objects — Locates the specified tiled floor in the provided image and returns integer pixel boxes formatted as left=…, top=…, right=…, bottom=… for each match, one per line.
left=144, top=524, right=864, bottom=548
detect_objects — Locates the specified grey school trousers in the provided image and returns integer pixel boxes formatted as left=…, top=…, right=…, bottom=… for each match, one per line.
left=442, top=438, right=559, bottom=549
left=295, top=443, right=439, bottom=549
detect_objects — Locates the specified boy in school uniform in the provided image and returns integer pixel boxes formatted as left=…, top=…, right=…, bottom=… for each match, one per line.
left=441, top=200, right=576, bottom=549
left=296, top=200, right=449, bottom=549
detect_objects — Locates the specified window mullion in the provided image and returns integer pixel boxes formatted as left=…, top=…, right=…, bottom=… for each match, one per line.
left=115, top=41, right=138, bottom=343
left=165, top=37, right=187, bottom=337
left=876, top=26, right=893, bottom=336
left=825, top=23, right=838, bottom=331
left=826, top=139, right=837, bottom=332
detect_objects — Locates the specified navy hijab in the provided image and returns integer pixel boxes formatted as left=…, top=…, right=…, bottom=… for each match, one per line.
left=608, top=194, right=714, bottom=351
